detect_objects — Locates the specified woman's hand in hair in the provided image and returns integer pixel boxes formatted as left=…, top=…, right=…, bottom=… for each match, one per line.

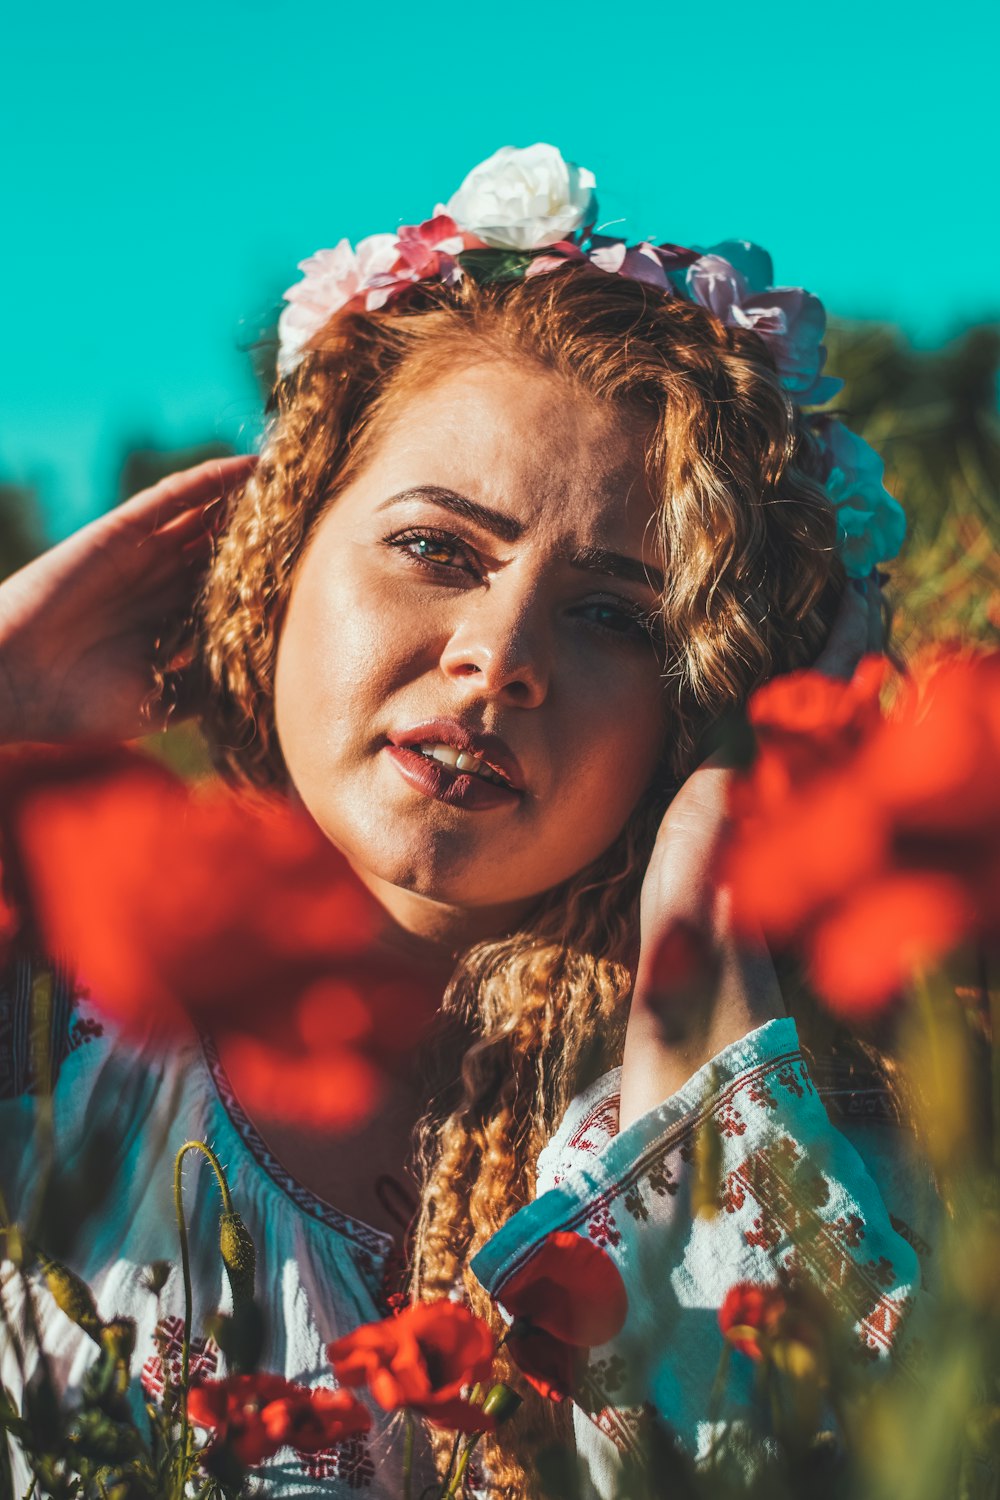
left=619, top=579, right=883, bottom=1130
left=0, top=456, right=256, bottom=746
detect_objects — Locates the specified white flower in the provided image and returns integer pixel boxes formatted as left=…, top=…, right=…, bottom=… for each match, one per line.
left=445, top=144, right=597, bottom=251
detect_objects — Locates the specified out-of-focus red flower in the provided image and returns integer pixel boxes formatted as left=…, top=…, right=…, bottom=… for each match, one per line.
left=725, top=651, right=1000, bottom=1015
left=260, top=1386, right=372, bottom=1452
left=643, top=918, right=722, bottom=1032
left=503, top=1325, right=578, bottom=1403
left=327, top=1302, right=496, bottom=1432
left=0, top=745, right=438, bottom=1127
left=499, top=1231, right=628, bottom=1347
left=0, top=883, right=19, bottom=970
left=718, top=1283, right=788, bottom=1361
left=187, top=1373, right=310, bottom=1465
left=719, top=1281, right=828, bottom=1380
left=498, top=1231, right=629, bottom=1402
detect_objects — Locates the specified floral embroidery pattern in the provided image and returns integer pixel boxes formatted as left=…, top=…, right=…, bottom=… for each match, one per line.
left=832, top=1214, right=867, bottom=1247
left=587, top=1204, right=622, bottom=1248
left=623, top=1184, right=650, bottom=1223
left=566, top=1095, right=621, bottom=1155
left=647, top=1159, right=677, bottom=1199
left=588, top=1354, right=627, bottom=1395
left=297, top=1434, right=375, bottom=1487
left=141, top=1316, right=219, bottom=1403
left=775, top=1064, right=806, bottom=1099
left=748, top=1078, right=778, bottom=1109
left=717, top=1103, right=748, bottom=1138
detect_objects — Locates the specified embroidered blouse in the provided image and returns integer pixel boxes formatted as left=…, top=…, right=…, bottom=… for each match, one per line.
left=472, top=1018, right=938, bottom=1498
left=1, top=963, right=936, bottom=1499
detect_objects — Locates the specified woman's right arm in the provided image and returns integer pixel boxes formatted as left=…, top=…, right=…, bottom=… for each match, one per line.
left=0, top=455, right=256, bottom=745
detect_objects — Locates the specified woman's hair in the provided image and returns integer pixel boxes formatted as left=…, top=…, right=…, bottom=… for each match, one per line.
left=197, top=266, right=847, bottom=1493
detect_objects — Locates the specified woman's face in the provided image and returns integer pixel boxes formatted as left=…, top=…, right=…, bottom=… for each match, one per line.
left=274, top=358, right=669, bottom=934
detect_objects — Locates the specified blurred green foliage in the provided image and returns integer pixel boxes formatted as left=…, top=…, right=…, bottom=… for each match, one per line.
left=825, top=321, right=1000, bottom=654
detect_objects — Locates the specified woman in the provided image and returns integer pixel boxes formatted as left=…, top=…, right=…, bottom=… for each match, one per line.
left=0, top=146, right=928, bottom=1498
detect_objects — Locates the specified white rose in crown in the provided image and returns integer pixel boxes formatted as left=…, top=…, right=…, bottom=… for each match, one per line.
left=445, top=143, right=598, bottom=251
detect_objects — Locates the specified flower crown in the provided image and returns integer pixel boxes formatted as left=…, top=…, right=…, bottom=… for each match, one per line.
left=278, top=144, right=905, bottom=579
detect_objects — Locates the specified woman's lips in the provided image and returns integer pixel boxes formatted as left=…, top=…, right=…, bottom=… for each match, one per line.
left=385, top=745, right=521, bottom=812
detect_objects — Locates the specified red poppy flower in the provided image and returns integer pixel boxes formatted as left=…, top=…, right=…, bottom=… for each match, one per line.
left=497, top=1231, right=629, bottom=1402
left=724, top=651, right=1000, bottom=1014
left=327, top=1302, right=496, bottom=1432
left=0, top=745, right=439, bottom=1128
left=499, top=1231, right=628, bottom=1347
left=187, top=1373, right=303, bottom=1466
left=718, top=1283, right=788, bottom=1361
left=260, top=1386, right=372, bottom=1452
left=504, top=1326, right=577, bottom=1404
left=644, top=918, right=722, bottom=1032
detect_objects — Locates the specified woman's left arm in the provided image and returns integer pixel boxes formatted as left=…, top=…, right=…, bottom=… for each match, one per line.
left=620, top=579, right=880, bottom=1130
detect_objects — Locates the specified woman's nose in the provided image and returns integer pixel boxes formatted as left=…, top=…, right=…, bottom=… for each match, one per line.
left=439, top=591, right=550, bottom=709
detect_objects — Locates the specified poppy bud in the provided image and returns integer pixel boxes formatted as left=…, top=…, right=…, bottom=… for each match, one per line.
left=36, top=1251, right=102, bottom=1345
left=481, top=1383, right=522, bottom=1426
left=100, top=1318, right=138, bottom=1395
left=691, top=1109, right=723, bottom=1220
left=1, top=1225, right=24, bottom=1267
left=219, top=1211, right=256, bottom=1308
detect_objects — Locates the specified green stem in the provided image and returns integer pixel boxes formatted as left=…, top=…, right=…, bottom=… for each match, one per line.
left=980, top=949, right=1000, bottom=1177
left=444, top=1434, right=484, bottom=1499
left=444, top=1428, right=461, bottom=1490
left=402, top=1414, right=414, bottom=1500
left=25, top=971, right=54, bottom=1245
left=172, top=1141, right=235, bottom=1468
left=705, top=1344, right=732, bottom=1469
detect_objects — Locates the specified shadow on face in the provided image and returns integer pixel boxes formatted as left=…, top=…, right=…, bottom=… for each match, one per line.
left=274, top=357, right=670, bottom=941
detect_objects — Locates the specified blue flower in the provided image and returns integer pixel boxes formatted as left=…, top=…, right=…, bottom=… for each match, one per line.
left=819, top=424, right=907, bottom=577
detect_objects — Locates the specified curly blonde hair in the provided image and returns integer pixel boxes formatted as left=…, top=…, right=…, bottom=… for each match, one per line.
left=197, top=266, right=845, bottom=1493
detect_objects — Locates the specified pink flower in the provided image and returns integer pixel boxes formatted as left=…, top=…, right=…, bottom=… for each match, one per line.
left=686, top=249, right=843, bottom=407
left=524, top=236, right=695, bottom=292
left=364, top=214, right=483, bottom=310
left=277, top=217, right=485, bottom=375
left=277, top=234, right=399, bottom=374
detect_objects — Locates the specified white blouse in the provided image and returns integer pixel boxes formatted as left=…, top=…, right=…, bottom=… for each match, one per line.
left=1, top=960, right=937, bottom=1498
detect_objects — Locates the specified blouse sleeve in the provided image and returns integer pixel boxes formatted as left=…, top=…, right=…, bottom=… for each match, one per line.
left=471, top=1017, right=937, bottom=1497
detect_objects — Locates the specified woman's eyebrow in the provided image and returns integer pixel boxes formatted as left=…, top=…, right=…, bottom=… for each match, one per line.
left=377, top=486, right=524, bottom=544
left=563, top=543, right=664, bottom=595
left=377, top=485, right=663, bottom=593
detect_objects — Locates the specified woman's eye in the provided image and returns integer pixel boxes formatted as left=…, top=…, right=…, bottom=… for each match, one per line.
left=386, top=529, right=477, bottom=573
left=580, top=600, right=659, bottom=644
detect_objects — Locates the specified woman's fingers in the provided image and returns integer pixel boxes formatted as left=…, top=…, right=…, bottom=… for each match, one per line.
left=867, top=576, right=885, bottom=652
left=814, top=580, right=872, bottom=680
left=122, top=454, right=257, bottom=534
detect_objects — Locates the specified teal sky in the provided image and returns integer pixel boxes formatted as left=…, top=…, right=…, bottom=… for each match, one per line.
left=4, top=0, right=998, bottom=539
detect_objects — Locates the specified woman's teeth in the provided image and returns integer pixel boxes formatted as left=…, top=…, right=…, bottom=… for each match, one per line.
left=417, top=743, right=509, bottom=786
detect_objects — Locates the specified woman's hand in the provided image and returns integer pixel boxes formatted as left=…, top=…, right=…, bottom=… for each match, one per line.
left=0, top=456, right=256, bottom=745
left=619, top=580, right=883, bottom=1129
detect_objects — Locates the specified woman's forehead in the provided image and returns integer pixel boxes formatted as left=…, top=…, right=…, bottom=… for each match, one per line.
left=360, top=358, right=659, bottom=551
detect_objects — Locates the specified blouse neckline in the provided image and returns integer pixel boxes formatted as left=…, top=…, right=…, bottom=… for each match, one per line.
left=197, top=1031, right=397, bottom=1264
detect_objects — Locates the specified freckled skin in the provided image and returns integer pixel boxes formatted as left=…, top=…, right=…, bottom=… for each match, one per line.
left=274, top=360, right=670, bottom=933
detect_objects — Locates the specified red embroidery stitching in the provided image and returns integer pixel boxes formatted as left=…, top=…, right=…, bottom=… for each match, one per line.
left=141, top=1315, right=219, bottom=1403
left=717, top=1103, right=748, bottom=1138
left=588, top=1204, right=622, bottom=1248
left=297, top=1434, right=375, bottom=1487
left=832, top=1214, right=867, bottom=1247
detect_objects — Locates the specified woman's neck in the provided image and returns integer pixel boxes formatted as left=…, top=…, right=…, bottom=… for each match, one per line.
left=352, top=867, right=536, bottom=977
